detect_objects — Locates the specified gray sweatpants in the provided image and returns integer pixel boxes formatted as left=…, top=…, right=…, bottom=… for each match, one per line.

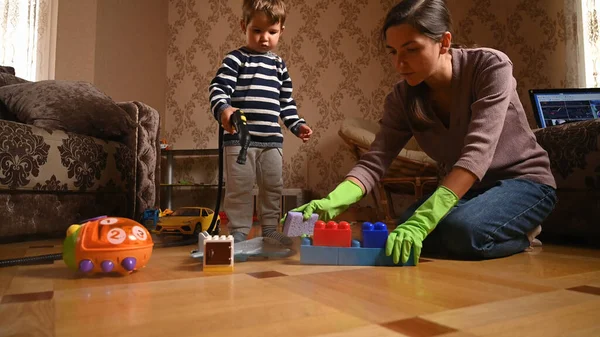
left=223, top=146, right=283, bottom=235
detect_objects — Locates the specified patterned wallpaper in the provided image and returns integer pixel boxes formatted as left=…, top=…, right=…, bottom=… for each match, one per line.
left=163, top=0, right=581, bottom=211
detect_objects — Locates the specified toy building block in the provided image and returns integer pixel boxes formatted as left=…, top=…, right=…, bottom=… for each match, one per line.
left=300, top=220, right=416, bottom=267
left=337, top=243, right=415, bottom=266
left=362, top=222, right=389, bottom=248
left=197, top=231, right=211, bottom=254
left=299, top=237, right=340, bottom=265
left=301, top=239, right=415, bottom=267
left=282, top=211, right=318, bottom=237
left=203, top=235, right=234, bottom=272
left=313, top=220, right=352, bottom=247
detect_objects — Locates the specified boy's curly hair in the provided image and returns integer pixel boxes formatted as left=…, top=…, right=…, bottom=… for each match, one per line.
left=242, top=0, right=287, bottom=26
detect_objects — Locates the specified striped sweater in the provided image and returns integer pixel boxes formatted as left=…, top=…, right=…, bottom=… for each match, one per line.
left=209, top=47, right=306, bottom=148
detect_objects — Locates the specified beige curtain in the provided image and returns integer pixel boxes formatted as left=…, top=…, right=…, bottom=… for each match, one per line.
left=582, top=0, right=600, bottom=87
left=563, top=0, right=587, bottom=87
left=0, top=0, right=58, bottom=80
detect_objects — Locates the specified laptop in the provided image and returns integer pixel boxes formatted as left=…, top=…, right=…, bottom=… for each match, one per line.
left=528, top=88, right=600, bottom=128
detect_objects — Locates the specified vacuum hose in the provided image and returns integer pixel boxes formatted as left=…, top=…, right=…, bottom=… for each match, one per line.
left=207, top=109, right=250, bottom=234
left=163, top=110, right=249, bottom=244
left=0, top=253, right=62, bottom=267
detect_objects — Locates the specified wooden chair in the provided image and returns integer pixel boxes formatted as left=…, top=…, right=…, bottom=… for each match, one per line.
left=338, top=117, right=439, bottom=221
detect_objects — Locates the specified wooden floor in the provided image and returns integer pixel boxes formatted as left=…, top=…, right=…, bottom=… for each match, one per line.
left=1, top=230, right=600, bottom=337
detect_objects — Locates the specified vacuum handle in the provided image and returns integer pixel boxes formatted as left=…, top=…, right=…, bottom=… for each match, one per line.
left=230, top=109, right=250, bottom=165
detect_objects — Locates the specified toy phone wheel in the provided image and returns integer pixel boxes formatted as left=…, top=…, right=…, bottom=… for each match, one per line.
left=192, top=222, right=203, bottom=238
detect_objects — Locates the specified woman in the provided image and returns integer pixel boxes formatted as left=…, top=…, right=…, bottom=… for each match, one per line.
left=288, top=0, right=557, bottom=265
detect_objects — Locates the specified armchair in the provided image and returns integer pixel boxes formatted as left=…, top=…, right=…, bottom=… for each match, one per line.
left=0, top=67, right=160, bottom=242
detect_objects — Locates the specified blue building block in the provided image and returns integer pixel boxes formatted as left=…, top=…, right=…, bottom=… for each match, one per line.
left=140, top=209, right=159, bottom=230
left=300, top=237, right=339, bottom=265
left=337, top=246, right=382, bottom=266
left=299, top=237, right=415, bottom=267
left=362, top=222, right=389, bottom=248
left=300, top=245, right=339, bottom=265
left=337, top=246, right=415, bottom=266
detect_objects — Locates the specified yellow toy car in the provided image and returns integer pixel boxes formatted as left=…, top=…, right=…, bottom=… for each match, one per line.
left=154, top=207, right=220, bottom=236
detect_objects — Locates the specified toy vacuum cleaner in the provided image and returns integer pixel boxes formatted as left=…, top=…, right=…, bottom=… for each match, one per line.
left=192, top=109, right=294, bottom=261
left=63, top=216, right=153, bottom=275
left=131, top=110, right=250, bottom=249
left=0, top=216, right=154, bottom=275
left=207, top=109, right=250, bottom=232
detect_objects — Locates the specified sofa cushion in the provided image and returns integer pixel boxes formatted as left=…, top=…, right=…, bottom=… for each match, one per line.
left=0, top=66, right=15, bottom=75
left=0, top=119, right=134, bottom=193
left=0, top=72, right=29, bottom=87
left=0, top=80, right=135, bottom=140
left=0, top=72, right=30, bottom=121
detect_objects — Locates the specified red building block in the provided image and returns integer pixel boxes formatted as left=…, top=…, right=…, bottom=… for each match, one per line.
left=313, top=220, right=352, bottom=247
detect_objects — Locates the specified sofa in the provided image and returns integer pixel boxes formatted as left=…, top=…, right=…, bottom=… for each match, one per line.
left=533, top=119, right=600, bottom=245
left=0, top=66, right=161, bottom=242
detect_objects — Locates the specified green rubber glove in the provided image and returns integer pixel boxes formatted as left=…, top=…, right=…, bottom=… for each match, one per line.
left=386, top=185, right=459, bottom=265
left=282, top=180, right=364, bottom=223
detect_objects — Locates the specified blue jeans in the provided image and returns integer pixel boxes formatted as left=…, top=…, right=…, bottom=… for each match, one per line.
left=397, top=178, right=557, bottom=260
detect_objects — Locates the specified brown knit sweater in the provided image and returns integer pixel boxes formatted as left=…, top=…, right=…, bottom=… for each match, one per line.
left=347, top=47, right=556, bottom=193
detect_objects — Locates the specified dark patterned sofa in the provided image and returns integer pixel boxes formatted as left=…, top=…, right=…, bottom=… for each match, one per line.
left=0, top=66, right=160, bottom=242
left=534, top=120, right=600, bottom=245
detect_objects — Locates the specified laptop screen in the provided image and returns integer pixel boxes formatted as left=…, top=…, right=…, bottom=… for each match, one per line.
left=528, top=88, right=600, bottom=128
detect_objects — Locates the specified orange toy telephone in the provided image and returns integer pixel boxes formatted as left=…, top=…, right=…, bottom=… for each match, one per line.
left=63, top=216, right=154, bottom=275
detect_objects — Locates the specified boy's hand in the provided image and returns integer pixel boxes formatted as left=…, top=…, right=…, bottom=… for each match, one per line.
left=297, top=124, right=313, bottom=142
left=220, top=107, right=237, bottom=134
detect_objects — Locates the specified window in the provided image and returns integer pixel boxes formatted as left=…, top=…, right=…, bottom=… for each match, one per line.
left=0, top=0, right=58, bottom=81
left=582, top=0, right=600, bottom=87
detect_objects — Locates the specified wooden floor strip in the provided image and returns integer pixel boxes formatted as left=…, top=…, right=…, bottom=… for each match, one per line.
left=1, top=291, right=54, bottom=304
left=381, top=317, right=457, bottom=337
